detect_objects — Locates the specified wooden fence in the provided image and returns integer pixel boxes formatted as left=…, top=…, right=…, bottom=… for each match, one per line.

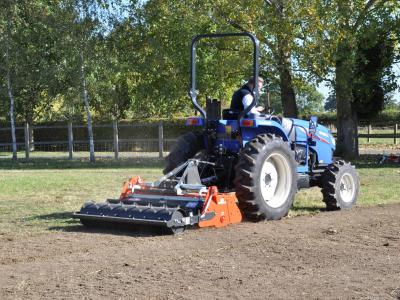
left=328, top=124, right=399, bottom=145
left=0, top=122, right=398, bottom=160
left=0, top=122, right=175, bottom=159
left=361, top=124, right=398, bottom=144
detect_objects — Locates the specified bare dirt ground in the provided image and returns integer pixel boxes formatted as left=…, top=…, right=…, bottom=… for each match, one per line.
left=1, top=204, right=400, bottom=300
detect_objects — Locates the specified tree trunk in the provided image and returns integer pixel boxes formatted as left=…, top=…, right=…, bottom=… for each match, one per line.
left=6, top=65, right=17, bottom=161
left=277, top=38, right=297, bottom=118
left=29, top=124, right=34, bottom=151
left=335, top=41, right=358, bottom=159
left=271, top=0, right=297, bottom=118
left=80, top=49, right=95, bottom=163
left=5, top=17, right=17, bottom=161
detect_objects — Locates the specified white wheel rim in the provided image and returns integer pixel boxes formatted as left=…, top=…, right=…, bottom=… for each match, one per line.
left=259, top=153, right=292, bottom=208
left=339, top=173, right=355, bottom=203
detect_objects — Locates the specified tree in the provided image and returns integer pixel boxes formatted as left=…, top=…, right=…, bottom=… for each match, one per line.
left=12, top=3, right=53, bottom=124
left=324, top=93, right=336, bottom=112
left=294, top=80, right=324, bottom=115
left=298, top=0, right=400, bottom=159
left=263, top=0, right=298, bottom=117
left=12, top=2, right=74, bottom=153
left=0, top=0, right=19, bottom=161
left=59, top=0, right=126, bottom=162
left=90, top=23, right=134, bottom=120
left=0, top=1, right=79, bottom=158
left=352, top=20, right=398, bottom=119
left=384, top=95, right=400, bottom=110
left=210, top=0, right=301, bottom=117
left=121, top=0, right=249, bottom=118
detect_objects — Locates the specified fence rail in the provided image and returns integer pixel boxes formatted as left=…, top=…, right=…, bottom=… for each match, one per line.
left=330, top=123, right=399, bottom=145
left=0, top=122, right=398, bottom=160
left=0, top=122, right=178, bottom=159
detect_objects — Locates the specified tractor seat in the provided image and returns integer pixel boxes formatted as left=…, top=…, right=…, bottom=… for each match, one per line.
left=222, top=109, right=240, bottom=120
left=281, top=118, right=295, bottom=141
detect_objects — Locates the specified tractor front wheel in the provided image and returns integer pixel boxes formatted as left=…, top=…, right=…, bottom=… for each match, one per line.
left=234, top=134, right=298, bottom=221
left=321, top=161, right=359, bottom=211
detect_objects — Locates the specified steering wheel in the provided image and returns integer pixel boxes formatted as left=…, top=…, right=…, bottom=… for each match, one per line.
left=266, top=107, right=275, bottom=115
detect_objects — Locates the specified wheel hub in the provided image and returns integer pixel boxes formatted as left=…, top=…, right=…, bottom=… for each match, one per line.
left=259, top=153, right=292, bottom=209
left=339, top=173, right=355, bottom=203
left=264, top=173, right=272, bottom=185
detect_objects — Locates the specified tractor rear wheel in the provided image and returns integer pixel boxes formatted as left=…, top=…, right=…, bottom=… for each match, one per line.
left=321, top=161, right=359, bottom=211
left=234, top=134, right=298, bottom=221
left=163, top=131, right=205, bottom=174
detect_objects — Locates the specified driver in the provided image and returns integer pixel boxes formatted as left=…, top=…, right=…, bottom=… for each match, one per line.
left=230, top=77, right=264, bottom=115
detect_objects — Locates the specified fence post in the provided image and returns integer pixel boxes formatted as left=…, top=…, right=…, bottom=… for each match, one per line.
left=113, top=120, right=119, bottom=160
left=395, top=124, right=398, bottom=145
left=158, top=122, right=164, bottom=159
left=68, top=122, right=74, bottom=160
left=24, top=122, right=30, bottom=159
left=367, top=124, right=371, bottom=143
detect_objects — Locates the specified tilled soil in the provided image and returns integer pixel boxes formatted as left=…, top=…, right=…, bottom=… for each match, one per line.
left=1, top=204, right=400, bottom=300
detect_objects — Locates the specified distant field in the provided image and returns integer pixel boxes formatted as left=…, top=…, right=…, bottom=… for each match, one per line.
left=0, top=157, right=399, bottom=235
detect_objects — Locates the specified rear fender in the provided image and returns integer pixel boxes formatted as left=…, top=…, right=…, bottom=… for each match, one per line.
left=240, top=119, right=289, bottom=146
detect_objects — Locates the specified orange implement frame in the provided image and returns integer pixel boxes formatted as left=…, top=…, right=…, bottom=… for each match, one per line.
left=118, top=178, right=242, bottom=230
left=119, top=176, right=144, bottom=200
left=199, top=186, right=242, bottom=228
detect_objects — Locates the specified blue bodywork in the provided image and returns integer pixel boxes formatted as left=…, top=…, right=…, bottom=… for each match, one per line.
left=186, top=115, right=336, bottom=174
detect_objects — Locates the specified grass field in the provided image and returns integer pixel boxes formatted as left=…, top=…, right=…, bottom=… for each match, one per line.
left=0, top=157, right=399, bottom=235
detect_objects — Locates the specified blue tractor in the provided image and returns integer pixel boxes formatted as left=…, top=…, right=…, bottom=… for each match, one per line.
left=74, top=33, right=360, bottom=233
left=164, top=32, right=360, bottom=221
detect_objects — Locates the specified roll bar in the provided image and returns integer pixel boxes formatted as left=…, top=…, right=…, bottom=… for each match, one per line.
left=189, top=32, right=260, bottom=121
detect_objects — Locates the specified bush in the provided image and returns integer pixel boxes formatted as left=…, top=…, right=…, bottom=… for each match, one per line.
left=303, top=110, right=400, bottom=127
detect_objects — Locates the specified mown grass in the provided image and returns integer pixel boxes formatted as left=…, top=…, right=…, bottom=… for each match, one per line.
left=0, top=157, right=399, bottom=235
left=292, top=165, right=400, bottom=216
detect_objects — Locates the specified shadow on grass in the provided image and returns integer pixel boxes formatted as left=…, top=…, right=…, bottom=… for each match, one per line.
left=0, top=157, right=164, bottom=170
left=25, top=212, right=74, bottom=221
left=49, top=223, right=173, bottom=237
left=28, top=211, right=174, bottom=237
left=291, top=206, right=325, bottom=214
left=355, top=154, right=400, bottom=169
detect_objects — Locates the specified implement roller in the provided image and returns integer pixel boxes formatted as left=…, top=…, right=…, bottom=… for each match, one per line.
left=74, top=160, right=242, bottom=234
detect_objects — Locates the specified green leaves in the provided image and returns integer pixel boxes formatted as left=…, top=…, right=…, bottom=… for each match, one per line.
left=0, top=0, right=398, bottom=124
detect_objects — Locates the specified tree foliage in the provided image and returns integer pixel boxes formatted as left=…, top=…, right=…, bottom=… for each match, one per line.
left=0, top=0, right=399, bottom=160
left=297, top=0, right=400, bottom=158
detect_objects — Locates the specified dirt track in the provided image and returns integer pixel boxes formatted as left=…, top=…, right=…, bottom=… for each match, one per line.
left=1, top=204, right=400, bottom=300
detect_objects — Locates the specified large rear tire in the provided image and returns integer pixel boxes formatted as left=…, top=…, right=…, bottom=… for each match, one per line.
left=321, top=161, right=359, bottom=211
left=163, top=131, right=205, bottom=174
left=234, top=134, right=298, bottom=221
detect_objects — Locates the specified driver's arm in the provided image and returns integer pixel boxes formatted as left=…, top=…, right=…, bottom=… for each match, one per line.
left=243, top=94, right=262, bottom=115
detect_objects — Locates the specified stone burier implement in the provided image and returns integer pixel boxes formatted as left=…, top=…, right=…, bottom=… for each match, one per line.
left=74, top=160, right=242, bottom=234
